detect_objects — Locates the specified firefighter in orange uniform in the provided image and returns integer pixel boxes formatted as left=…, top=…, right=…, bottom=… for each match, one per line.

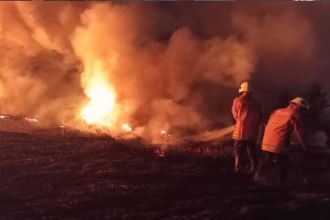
left=261, top=97, right=309, bottom=183
left=232, top=82, right=262, bottom=173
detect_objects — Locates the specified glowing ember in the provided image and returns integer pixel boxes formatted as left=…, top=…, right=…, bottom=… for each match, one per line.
left=156, top=149, right=166, bottom=158
left=24, top=117, right=38, bottom=123
left=0, top=115, right=9, bottom=120
left=121, top=123, right=132, bottom=133
left=80, top=81, right=116, bottom=126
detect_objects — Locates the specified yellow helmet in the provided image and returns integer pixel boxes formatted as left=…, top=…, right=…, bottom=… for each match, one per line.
left=290, top=97, right=309, bottom=111
left=239, top=81, right=253, bottom=94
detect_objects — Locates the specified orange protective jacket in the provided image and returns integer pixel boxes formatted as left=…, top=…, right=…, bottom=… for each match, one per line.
left=261, top=105, right=306, bottom=154
left=232, top=93, right=261, bottom=141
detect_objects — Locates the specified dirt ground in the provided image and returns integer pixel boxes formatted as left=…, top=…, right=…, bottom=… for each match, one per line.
left=0, top=131, right=330, bottom=220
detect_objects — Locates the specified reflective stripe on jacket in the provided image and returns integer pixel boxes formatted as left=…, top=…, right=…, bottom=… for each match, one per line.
left=232, top=93, right=261, bottom=141
left=261, top=105, right=305, bottom=154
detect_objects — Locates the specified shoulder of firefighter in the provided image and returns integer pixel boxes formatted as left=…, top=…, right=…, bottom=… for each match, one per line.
left=261, top=105, right=307, bottom=154
left=232, top=94, right=261, bottom=141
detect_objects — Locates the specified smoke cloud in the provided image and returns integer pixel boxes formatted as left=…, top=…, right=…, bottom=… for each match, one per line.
left=0, top=2, right=327, bottom=141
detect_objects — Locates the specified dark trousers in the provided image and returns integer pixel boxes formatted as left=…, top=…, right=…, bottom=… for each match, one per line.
left=234, top=140, right=258, bottom=172
left=262, top=151, right=289, bottom=182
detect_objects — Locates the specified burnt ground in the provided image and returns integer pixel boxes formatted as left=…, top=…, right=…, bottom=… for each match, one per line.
left=0, top=132, right=330, bottom=219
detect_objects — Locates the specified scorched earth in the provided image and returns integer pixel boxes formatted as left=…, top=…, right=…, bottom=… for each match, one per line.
left=0, top=130, right=330, bottom=220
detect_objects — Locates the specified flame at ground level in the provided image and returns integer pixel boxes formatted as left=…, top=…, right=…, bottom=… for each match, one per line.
left=121, top=123, right=132, bottom=133
left=80, top=81, right=116, bottom=126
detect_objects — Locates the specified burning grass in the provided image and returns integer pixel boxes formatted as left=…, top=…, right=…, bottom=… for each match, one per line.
left=0, top=131, right=329, bottom=219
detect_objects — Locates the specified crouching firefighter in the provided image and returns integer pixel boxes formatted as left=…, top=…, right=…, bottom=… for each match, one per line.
left=260, top=97, right=309, bottom=184
left=232, top=82, right=262, bottom=173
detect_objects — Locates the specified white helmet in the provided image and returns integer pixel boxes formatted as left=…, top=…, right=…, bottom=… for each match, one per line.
left=239, top=81, right=253, bottom=94
left=290, top=97, right=309, bottom=111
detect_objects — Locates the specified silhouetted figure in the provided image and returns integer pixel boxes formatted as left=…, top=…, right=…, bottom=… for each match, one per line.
left=232, top=82, right=262, bottom=173
left=259, top=97, right=309, bottom=185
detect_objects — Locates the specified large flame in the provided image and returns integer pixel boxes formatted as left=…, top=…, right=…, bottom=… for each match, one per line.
left=80, top=82, right=116, bottom=125
left=80, top=63, right=117, bottom=126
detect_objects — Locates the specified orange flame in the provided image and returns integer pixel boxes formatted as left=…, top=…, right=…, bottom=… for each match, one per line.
left=121, top=123, right=132, bottom=133
left=80, top=62, right=117, bottom=126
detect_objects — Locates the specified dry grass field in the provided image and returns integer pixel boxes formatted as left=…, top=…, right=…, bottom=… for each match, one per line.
left=0, top=131, right=330, bottom=219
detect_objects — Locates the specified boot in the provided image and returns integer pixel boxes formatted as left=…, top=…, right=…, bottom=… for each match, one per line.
left=249, top=160, right=257, bottom=174
left=234, top=156, right=240, bottom=173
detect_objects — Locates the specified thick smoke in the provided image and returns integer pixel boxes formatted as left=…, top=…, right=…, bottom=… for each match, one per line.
left=71, top=3, right=256, bottom=141
left=0, top=2, right=327, bottom=141
left=0, top=2, right=86, bottom=125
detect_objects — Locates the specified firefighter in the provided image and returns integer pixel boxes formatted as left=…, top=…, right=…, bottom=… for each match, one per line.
left=232, top=82, right=262, bottom=173
left=260, top=97, right=309, bottom=184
